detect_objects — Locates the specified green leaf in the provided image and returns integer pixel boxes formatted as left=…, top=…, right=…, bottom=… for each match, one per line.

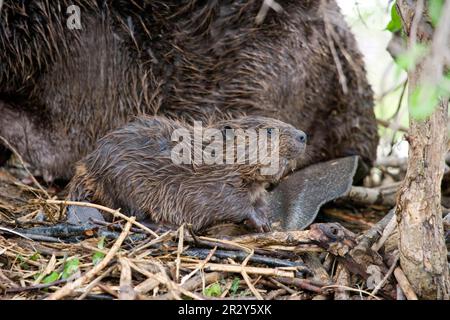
left=97, top=236, right=106, bottom=250
left=62, top=258, right=79, bottom=279
left=230, top=277, right=240, bottom=295
left=429, top=0, right=444, bottom=27
left=410, top=84, right=440, bottom=120
left=92, top=236, right=107, bottom=264
left=386, top=3, right=402, bottom=33
left=42, top=272, right=60, bottom=284
left=17, top=254, right=30, bottom=270
left=395, top=43, right=428, bottom=71
left=203, top=282, right=222, bottom=297
left=30, top=252, right=41, bottom=261
left=438, top=71, right=450, bottom=96
left=92, top=251, right=105, bottom=265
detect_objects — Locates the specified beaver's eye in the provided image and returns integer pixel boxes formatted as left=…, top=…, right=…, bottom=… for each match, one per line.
left=267, top=128, right=274, bottom=136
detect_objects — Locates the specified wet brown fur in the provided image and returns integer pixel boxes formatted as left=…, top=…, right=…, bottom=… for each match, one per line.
left=68, top=115, right=307, bottom=232
left=0, top=0, right=378, bottom=181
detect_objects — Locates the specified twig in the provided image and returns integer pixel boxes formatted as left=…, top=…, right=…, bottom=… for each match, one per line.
left=275, top=277, right=325, bottom=294
left=10, top=234, right=61, bottom=242
left=231, top=231, right=312, bottom=247
left=241, top=250, right=263, bottom=300
left=175, top=224, right=185, bottom=283
left=322, top=285, right=381, bottom=300
left=268, top=278, right=296, bottom=295
left=184, top=248, right=309, bottom=271
left=131, top=230, right=173, bottom=258
left=156, top=272, right=221, bottom=300
left=128, top=260, right=203, bottom=300
left=302, top=253, right=331, bottom=284
left=187, top=263, right=295, bottom=278
left=371, top=253, right=399, bottom=296
left=265, top=289, right=287, bottom=300
left=134, top=274, right=162, bottom=295
left=386, top=79, right=409, bottom=149
left=46, top=219, right=134, bottom=300
left=393, top=267, right=418, bottom=300
left=0, top=135, right=50, bottom=198
left=181, top=247, right=217, bottom=285
left=344, top=186, right=397, bottom=207
left=0, top=269, right=19, bottom=290
left=119, top=257, right=136, bottom=300
left=377, top=119, right=408, bottom=133
left=77, top=266, right=115, bottom=300
left=408, top=0, right=424, bottom=47
left=375, top=156, right=408, bottom=168
left=3, top=279, right=69, bottom=294
left=0, top=226, right=34, bottom=241
left=185, top=234, right=303, bottom=260
left=397, top=284, right=406, bottom=300
left=97, top=283, right=118, bottom=298
left=33, top=254, right=56, bottom=285
left=372, top=214, right=397, bottom=252
left=334, top=264, right=351, bottom=300
left=42, top=200, right=158, bottom=238
left=356, top=209, right=396, bottom=252
left=199, top=236, right=253, bottom=253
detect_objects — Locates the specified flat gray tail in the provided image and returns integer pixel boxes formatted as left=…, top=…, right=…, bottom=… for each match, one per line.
left=268, top=156, right=359, bottom=231
left=66, top=205, right=106, bottom=225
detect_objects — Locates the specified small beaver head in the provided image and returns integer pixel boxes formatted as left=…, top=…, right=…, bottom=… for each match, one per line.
left=210, top=116, right=307, bottom=181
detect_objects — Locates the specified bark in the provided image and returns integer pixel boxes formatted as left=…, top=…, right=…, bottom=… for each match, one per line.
left=395, top=0, right=450, bottom=299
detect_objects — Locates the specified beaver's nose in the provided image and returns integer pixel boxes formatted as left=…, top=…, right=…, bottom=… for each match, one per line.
left=296, top=131, right=307, bottom=144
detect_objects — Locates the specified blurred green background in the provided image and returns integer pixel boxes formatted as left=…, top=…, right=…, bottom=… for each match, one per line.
left=338, top=0, right=408, bottom=158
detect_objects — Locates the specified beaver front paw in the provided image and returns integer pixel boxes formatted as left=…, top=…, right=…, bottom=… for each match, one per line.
left=245, top=208, right=271, bottom=233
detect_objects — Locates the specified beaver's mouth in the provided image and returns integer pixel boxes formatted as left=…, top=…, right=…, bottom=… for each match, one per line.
left=286, top=144, right=307, bottom=160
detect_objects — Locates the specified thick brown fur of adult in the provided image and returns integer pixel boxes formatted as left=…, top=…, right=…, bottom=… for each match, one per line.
left=68, top=115, right=307, bottom=232
left=0, top=0, right=378, bottom=181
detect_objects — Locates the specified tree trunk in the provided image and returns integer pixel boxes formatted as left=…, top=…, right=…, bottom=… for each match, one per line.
left=395, top=0, right=450, bottom=299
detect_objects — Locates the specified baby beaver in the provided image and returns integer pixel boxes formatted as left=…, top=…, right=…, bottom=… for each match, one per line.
left=68, top=116, right=307, bottom=232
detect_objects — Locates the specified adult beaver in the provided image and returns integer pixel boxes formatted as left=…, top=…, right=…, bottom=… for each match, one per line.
left=68, top=116, right=307, bottom=232
left=0, top=0, right=378, bottom=182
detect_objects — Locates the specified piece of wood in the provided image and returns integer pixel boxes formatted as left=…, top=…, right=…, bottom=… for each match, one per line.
left=302, top=253, right=331, bottom=284
left=395, top=0, right=450, bottom=299
left=371, top=254, right=399, bottom=296
left=186, top=263, right=295, bottom=278
left=345, top=186, right=396, bottom=207
left=119, top=257, right=136, bottom=300
left=241, top=251, right=264, bottom=300
left=275, top=277, right=325, bottom=294
left=372, top=214, right=397, bottom=252
left=393, top=267, right=418, bottom=300
left=334, top=264, right=351, bottom=300
left=77, top=266, right=115, bottom=300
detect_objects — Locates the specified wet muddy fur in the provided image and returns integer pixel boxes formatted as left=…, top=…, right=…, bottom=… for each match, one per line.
left=68, top=116, right=307, bottom=231
left=0, top=0, right=378, bottom=182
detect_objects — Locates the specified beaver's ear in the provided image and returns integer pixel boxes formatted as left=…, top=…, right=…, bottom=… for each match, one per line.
left=222, top=126, right=235, bottom=141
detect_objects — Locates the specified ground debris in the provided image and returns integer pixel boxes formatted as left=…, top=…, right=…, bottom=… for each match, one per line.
left=0, top=160, right=445, bottom=300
